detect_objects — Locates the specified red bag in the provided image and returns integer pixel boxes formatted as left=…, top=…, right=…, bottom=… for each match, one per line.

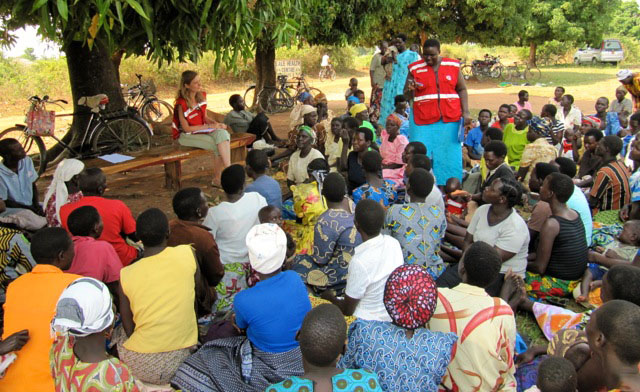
left=25, top=109, right=55, bottom=136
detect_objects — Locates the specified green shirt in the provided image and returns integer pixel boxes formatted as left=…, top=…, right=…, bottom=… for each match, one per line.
left=503, top=123, right=529, bottom=170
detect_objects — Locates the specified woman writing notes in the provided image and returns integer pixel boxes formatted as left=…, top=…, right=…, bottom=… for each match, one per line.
left=172, top=70, right=231, bottom=188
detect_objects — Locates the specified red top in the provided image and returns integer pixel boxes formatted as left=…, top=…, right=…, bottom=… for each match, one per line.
left=409, top=57, right=461, bottom=125
left=68, top=236, right=122, bottom=283
left=490, top=118, right=514, bottom=130
left=60, top=196, right=138, bottom=266
left=172, top=92, right=208, bottom=140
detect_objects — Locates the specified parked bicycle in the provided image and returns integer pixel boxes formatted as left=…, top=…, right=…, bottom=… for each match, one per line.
left=504, top=62, right=542, bottom=84
left=319, top=64, right=336, bottom=81
left=461, top=54, right=504, bottom=81
left=0, top=95, right=153, bottom=175
left=243, top=74, right=323, bottom=114
left=122, top=74, right=173, bottom=124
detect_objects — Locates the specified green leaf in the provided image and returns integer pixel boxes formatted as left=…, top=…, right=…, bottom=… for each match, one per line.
left=115, top=1, right=124, bottom=33
left=57, top=0, right=68, bottom=20
left=124, top=0, right=149, bottom=20
left=32, top=0, right=49, bottom=13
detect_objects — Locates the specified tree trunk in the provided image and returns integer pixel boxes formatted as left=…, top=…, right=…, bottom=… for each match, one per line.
left=528, top=42, right=537, bottom=67
left=255, top=37, right=276, bottom=109
left=111, top=49, right=126, bottom=83
left=47, top=40, right=125, bottom=160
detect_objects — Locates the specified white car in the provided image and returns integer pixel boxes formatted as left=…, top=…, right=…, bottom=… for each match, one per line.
left=573, top=39, right=624, bottom=65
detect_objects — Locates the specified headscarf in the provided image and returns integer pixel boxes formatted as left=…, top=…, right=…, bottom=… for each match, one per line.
left=527, top=116, right=552, bottom=137
left=291, top=104, right=318, bottom=130
left=617, top=69, right=633, bottom=81
left=246, top=223, right=287, bottom=274
left=350, top=103, right=367, bottom=117
left=51, top=277, right=114, bottom=337
left=347, top=95, right=360, bottom=104
left=43, top=159, right=85, bottom=225
left=314, top=92, right=327, bottom=104
left=547, top=329, right=588, bottom=357
left=298, top=125, right=316, bottom=144
left=386, top=113, right=404, bottom=127
left=298, top=91, right=312, bottom=103
left=301, top=104, right=317, bottom=118
left=383, top=264, right=438, bottom=329
left=582, top=115, right=602, bottom=128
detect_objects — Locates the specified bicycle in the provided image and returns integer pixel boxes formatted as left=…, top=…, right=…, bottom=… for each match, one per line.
left=504, top=62, right=542, bottom=84
left=318, top=64, right=336, bottom=81
left=463, top=55, right=503, bottom=81
left=0, top=95, right=153, bottom=175
left=243, top=74, right=323, bottom=114
left=122, top=73, right=173, bottom=124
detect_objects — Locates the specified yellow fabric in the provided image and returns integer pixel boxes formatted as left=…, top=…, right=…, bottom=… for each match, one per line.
left=120, top=245, right=198, bottom=353
left=283, top=182, right=327, bottom=255
left=427, top=283, right=517, bottom=391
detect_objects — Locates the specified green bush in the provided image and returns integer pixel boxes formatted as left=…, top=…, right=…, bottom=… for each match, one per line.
left=276, top=44, right=359, bottom=75
left=618, top=36, right=640, bottom=64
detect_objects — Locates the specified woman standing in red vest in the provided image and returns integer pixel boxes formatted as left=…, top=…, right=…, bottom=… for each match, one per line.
left=405, top=39, right=471, bottom=186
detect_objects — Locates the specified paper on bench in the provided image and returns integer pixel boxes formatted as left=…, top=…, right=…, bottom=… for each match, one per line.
left=192, top=128, right=216, bottom=134
left=98, top=153, right=135, bottom=164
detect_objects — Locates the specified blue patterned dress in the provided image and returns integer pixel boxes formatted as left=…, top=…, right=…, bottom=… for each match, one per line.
left=292, top=206, right=362, bottom=296
left=352, top=180, right=397, bottom=207
left=383, top=202, right=447, bottom=279
left=379, top=50, right=420, bottom=128
left=267, top=369, right=383, bottom=391
left=338, top=319, right=457, bottom=392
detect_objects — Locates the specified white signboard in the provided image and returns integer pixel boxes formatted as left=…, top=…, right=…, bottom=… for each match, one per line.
left=275, top=59, right=302, bottom=77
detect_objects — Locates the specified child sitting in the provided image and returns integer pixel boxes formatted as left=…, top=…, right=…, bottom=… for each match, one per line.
left=245, top=149, right=282, bottom=210
left=66, top=206, right=122, bottom=287
left=525, top=356, right=577, bottom=392
left=258, top=205, right=283, bottom=226
left=267, top=304, right=382, bottom=391
left=444, top=177, right=469, bottom=220
left=380, top=113, right=409, bottom=185
left=352, top=151, right=397, bottom=207
left=324, top=117, right=346, bottom=172
left=345, top=78, right=358, bottom=100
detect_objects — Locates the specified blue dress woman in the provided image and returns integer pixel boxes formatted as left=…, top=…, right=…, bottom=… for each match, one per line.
left=379, top=34, right=420, bottom=128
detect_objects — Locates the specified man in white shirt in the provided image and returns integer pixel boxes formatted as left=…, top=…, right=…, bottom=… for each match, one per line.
left=556, top=94, right=582, bottom=133
left=321, top=199, right=403, bottom=321
left=321, top=53, right=330, bottom=71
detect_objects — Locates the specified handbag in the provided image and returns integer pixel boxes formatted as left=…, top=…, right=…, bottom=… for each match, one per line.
left=25, top=108, right=55, bottom=136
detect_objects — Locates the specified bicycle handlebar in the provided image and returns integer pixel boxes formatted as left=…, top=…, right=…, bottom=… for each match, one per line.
left=29, top=95, right=68, bottom=105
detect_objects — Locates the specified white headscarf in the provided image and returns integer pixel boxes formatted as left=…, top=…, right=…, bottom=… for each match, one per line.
left=246, top=223, right=287, bottom=274
left=51, top=277, right=114, bottom=337
left=43, top=159, right=85, bottom=224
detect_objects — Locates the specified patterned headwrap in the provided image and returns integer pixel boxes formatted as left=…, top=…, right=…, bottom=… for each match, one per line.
left=527, top=116, right=552, bottom=137
left=384, top=264, right=438, bottom=329
left=386, top=113, right=404, bottom=127
left=349, top=103, right=368, bottom=116
left=582, top=115, right=602, bottom=128
left=314, top=92, right=327, bottom=104
left=51, top=277, right=114, bottom=337
left=299, top=125, right=316, bottom=143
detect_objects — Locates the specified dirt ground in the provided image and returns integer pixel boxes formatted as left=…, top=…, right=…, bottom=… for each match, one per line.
left=32, top=77, right=601, bottom=218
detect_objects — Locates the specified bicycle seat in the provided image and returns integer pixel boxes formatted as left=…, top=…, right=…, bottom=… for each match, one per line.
left=78, top=94, right=109, bottom=113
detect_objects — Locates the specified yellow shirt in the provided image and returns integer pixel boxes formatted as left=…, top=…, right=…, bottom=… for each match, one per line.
left=428, top=283, right=517, bottom=391
left=120, top=245, right=198, bottom=353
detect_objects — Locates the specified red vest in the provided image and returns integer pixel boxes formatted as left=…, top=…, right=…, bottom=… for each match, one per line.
left=409, top=57, right=461, bottom=125
left=171, top=92, right=207, bottom=140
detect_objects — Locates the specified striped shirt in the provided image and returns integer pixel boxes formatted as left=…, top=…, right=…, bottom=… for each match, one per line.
left=0, top=226, right=35, bottom=301
left=545, top=119, right=564, bottom=146
left=589, top=160, right=631, bottom=212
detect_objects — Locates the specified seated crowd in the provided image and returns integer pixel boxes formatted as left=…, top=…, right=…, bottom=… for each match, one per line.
left=1, top=65, right=640, bottom=392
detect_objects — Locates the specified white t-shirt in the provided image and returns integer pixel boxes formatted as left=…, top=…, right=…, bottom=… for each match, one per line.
left=203, top=192, right=267, bottom=264
left=287, top=148, right=324, bottom=184
left=467, top=204, right=530, bottom=276
left=345, top=234, right=404, bottom=321
left=321, top=54, right=330, bottom=67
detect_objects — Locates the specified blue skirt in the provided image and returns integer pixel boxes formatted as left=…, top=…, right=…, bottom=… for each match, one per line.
left=408, top=113, right=462, bottom=186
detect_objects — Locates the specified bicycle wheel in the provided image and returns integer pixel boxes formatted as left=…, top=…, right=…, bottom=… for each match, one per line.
left=461, top=65, right=473, bottom=80
left=319, top=69, right=326, bottom=82
left=0, top=127, right=47, bottom=175
left=307, top=87, right=323, bottom=98
left=257, top=87, right=278, bottom=114
left=524, top=67, right=542, bottom=83
left=503, top=67, right=517, bottom=82
left=491, top=65, right=503, bottom=79
left=271, top=89, right=293, bottom=113
left=329, top=68, right=336, bottom=81
left=243, top=86, right=257, bottom=110
left=91, top=115, right=151, bottom=156
left=141, top=99, right=173, bottom=124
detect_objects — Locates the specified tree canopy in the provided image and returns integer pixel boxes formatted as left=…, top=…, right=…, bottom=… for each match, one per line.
left=609, top=0, right=640, bottom=40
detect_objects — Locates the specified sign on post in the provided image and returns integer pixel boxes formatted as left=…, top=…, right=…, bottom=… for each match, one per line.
left=275, top=59, right=302, bottom=78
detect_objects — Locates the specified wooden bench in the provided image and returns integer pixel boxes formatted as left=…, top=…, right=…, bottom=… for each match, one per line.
left=82, top=132, right=256, bottom=190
